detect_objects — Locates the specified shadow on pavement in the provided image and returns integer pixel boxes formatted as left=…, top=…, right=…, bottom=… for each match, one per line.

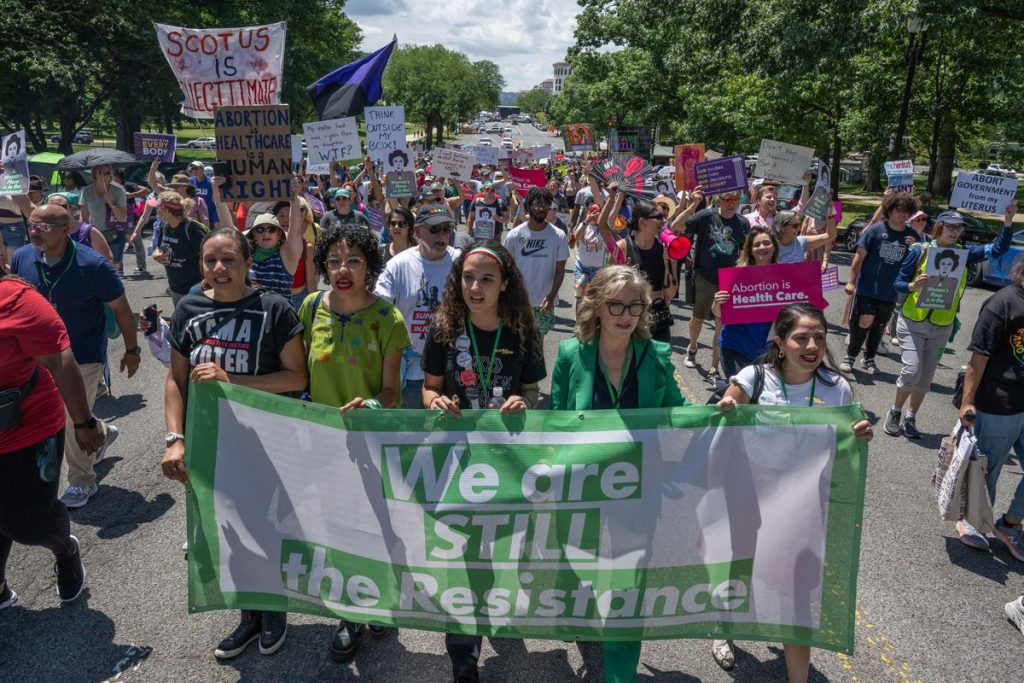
left=94, top=392, right=147, bottom=420
left=943, top=536, right=1014, bottom=586
left=0, top=597, right=150, bottom=682
left=687, top=643, right=829, bottom=682
left=69, top=483, right=175, bottom=540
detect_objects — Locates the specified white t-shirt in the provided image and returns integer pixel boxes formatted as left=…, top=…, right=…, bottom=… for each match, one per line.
left=777, top=235, right=808, bottom=264
left=373, top=246, right=459, bottom=379
left=503, top=222, right=569, bottom=307
left=576, top=224, right=609, bottom=269
left=733, top=364, right=852, bottom=407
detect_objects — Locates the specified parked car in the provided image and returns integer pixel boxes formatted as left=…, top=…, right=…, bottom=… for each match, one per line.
left=477, top=137, right=492, bottom=146
left=501, top=137, right=513, bottom=147
left=183, top=137, right=216, bottom=149
left=983, top=163, right=1018, bottom=178
left=49, top=131, right=94, bottom=145
left=973, top=230, right=1024, bottom=287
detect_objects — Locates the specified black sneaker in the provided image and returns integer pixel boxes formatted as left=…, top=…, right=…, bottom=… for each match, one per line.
left=259, top=611, right=287, bottom=655
left=329, top=621, right=363, bottom=663
left=214, top=610, right=262, bottom=659
left=0, top=581, right=17, bottom=609
left=367, top=624, right=392, bottom=638
left=455, top=662, right=480, bottom=683
left=54, top=535, right=86, bottom=602
left=902, top=416, right=922, bottom=440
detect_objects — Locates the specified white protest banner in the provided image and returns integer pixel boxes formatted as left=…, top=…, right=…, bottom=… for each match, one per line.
left=917, top=247, right=970, bottom=310
left=469, top=145, right=499, bottom=166
left=498, top=145, right=512, bottom=160
left=154, top=23, right=286, bottom=119
left=756, top=139, right=814, bottom=184
left=0, top=130, right=31, bottom=195
left=432, top=147, right=474, bottom=181
left=512, top=148, right=533, bottom=166
left=950, top=171, right=1018, bottom=215
left=214, top=105, right=293, bottom=203
left=290, top=135, right=303, bottom=171
left=530, top=145, right=552, bottom=162
left=186, top=381, right=867, bottom=652
left=303, top=117, right=361, bottom=175
left=365, top=106, right=408, bottom=168
left=884, top=160, right=914, bottom=194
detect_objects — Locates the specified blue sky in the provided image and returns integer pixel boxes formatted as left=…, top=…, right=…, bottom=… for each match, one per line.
left=342, top=0, right=578, bottom=91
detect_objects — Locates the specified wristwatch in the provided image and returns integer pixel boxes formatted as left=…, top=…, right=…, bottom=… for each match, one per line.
left=74, top=417, right=98, bottom=430
left=164, top=432, right=185, bottom=446
left=125, top=346, right=142, bottom=356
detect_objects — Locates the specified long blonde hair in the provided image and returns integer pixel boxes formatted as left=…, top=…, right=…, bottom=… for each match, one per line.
left=575, top=265, right=652, bottom=343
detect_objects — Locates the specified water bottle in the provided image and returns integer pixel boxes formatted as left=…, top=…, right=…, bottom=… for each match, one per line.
left=488, top=386, right=505, bottom=409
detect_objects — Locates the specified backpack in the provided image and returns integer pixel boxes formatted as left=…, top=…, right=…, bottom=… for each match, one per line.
left=706, top=363, right=765, bottom=405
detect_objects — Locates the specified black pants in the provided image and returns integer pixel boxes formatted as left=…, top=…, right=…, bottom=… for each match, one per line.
left=721, top=346, right=757, bottom=381
left=0, top=430, right=75, bottom=584
left=446, top=633, right=482, bottom=678
left=846, top=294, right=896, bottom=361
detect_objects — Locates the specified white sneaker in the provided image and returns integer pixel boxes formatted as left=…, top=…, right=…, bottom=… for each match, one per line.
left=684, top=349, right=697, bottom=368
left=94, top=424, right=119, bottom=464
left=60, top=483, right=98, bottom=509
left=839, top=357, right=854, bottom=374
left=1006, top=596, right=1024, bottom=636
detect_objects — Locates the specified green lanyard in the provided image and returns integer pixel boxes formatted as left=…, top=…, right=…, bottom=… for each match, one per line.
left=597, top=342, right=634, bottom=409
left=36, top=241, right=78, bottom=303
left=780, top=374, right=816, bottom=407
left=467, top=319, right=503, bottom=398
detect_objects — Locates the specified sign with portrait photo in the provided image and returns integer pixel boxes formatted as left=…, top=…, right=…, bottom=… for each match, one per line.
left=917, top=247, right=969, bottom=310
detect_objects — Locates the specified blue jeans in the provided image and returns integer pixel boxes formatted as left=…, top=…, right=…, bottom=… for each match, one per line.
left=974, top=410, right=1024, bottom=520
left=105, top=230, right=127, bottom=269
left=1, top=221, right=29, bottom=249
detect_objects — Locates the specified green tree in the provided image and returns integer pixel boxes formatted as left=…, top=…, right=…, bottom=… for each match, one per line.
left=516, top=89, right=552, bottom=117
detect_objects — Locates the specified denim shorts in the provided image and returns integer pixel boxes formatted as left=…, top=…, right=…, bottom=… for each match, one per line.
left=1, top=221, right=29, bottom=249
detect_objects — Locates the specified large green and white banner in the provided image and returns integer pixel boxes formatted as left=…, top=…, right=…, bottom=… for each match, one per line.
left=185, top=382, right=868, bottom=653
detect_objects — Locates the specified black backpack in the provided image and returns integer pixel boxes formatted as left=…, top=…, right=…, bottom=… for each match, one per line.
left=706, top=363, right=765, bottom=405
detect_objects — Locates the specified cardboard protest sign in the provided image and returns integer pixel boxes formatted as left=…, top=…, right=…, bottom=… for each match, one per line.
left=950, top=171, right=1018, bottom=215
left=884, top=159, right=914, bottom=193
left=432, top=148, right=474, bottom=181
left=214, top=104, right=292, bottom=203
left=0, top=130, right=30, bottom=195
left=804, top=186, right=831, bottom=221
left=719, top=261, right=829, bottom=325
left=508, top=166, right=546, bottom=197
left=473, top=204, right=497, bottom=239
left=154, top=23, right=286, bottom=119
left=609, top=126, right=655, bottom=159
left=694, top=155, right=747, bottom=195
left=756, top=139, right=814, bottom=184
left=303, top=117, right=361, bottom=175
left=133, top=133, right=176, bottom=162
left=386, top=171, right=416, bottom=199
left=822, top=265, right=840, bottom=291
left=469, top=145, right=499, bottom=166
left=365, top=106, right=408, bottom=169
left=186, top=380, right=868, bottom=653
left=917, top=247, right=969, bottom=310
left=674, top=144, right=705, bottom=192
left=563, top=123, right=595, bottom=152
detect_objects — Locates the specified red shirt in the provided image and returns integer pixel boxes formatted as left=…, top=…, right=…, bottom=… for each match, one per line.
left=0, top=279, right=70, bottom=454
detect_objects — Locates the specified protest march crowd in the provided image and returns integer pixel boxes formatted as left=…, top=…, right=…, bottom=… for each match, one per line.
left=1, top=27, right=1024, bottom=683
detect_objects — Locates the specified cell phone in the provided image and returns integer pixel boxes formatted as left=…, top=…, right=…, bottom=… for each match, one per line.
left=142, top=304, right=160, bottom=337
left=211, top=162, right=232, bottom=192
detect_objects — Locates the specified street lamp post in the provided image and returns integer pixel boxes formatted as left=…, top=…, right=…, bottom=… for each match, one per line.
left=891, top=17, right=926, bottom=160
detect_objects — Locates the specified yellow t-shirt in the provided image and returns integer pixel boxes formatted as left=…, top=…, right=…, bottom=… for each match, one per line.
left=298, top=292, right=411, bottom=407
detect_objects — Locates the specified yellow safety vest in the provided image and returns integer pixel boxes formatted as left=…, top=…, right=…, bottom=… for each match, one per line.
left=901, top=241, right=968, bottom=327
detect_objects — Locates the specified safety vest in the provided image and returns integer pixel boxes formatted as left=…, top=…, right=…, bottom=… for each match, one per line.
left=901, top=241, right=967, bottom=327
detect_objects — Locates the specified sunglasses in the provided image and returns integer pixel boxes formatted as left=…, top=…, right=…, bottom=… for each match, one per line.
left=719, top=196, right=740, bottom=203
left=28, top=221, right=66, bottom=232
left=424, top=223, right=454, bottom=234
left=605, top=301, right=647, bottom=317
left=253, top=225, right=279, bottom=234
left=389, top=220, right=407, bottom=228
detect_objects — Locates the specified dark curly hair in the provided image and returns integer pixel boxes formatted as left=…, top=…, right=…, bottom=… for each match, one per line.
left=430, top=240, right=542, bottom=360
left=313, top=224, right=384, bottom=286
left=881, top=192, right=920, bottom=218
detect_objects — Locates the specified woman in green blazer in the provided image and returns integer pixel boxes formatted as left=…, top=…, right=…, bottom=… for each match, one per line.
left=550, top=264, right=687, bottom=682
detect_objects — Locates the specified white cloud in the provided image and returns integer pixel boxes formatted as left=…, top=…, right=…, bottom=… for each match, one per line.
left=343, top=0, right=578, bottom=91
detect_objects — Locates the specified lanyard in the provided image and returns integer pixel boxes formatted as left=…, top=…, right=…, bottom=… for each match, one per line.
left=597, top=342, right=634, bottom=409
left=467, top=319, right=503, bottom=398
left=35, top=241, right=78, bottom=303
left=780, top=374, right=816, bottom=407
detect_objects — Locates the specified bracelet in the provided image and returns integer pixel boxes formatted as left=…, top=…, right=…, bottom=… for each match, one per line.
left=364, top=398, right=382, bottom=410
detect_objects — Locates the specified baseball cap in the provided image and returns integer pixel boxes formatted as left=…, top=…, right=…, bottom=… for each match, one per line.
left=481, top=181, right=494, bottom=190
left=429, top=182, right=444, bottom=191
left=909, top=210, right=928, bottom=222
left=334, top=188, right=352, bottom=199
left=933, top=210, right=965, bottom=225
left=204, top=165, right=214, bottom=176
left=188, top=160, right=204, bottom=169
left=415, top=206, right=454, bottom=227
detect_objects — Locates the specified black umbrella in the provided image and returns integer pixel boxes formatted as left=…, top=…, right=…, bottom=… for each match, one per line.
left=57, top=149, right=140, bottom=171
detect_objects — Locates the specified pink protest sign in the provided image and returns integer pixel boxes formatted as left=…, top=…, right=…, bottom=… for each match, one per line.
left=508, top=166, right=546, bottom=197
left=719, top=261, right=829, bottom=325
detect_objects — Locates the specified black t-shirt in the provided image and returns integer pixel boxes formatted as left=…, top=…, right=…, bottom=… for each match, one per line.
left=158, top=218, right=207, bottom=294
left=421, top=320, right=547, bottom=409
left=968, top=284, right=1024, bottom=415
left=592, top=354, right=639, bottom=409
left=169, top=289, right=302, bottom=377
left=684, top=208, right=750, bottom=285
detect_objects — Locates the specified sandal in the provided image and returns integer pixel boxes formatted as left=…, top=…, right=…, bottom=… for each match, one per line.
left=711, top=639, right=736, bottom=671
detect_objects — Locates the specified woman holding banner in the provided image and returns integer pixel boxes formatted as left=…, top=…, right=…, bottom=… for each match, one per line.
left=885, top=203, right=1016, bottom=452
left=160, top=227, right=308, bottom=660
left=712, top=226, right=779, bottom=379
left=550, top=265, right=687, bottom=683
left=295, top=223, right=411, bottom=663
left=421, top=241, right=545, bottom=682
left=710, top=302, right=872, bottom=681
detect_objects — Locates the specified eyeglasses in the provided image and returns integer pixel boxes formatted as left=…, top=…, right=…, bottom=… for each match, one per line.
left=253, top=225, right=279, bottom=234
left=389, top=220, right=407, bottom=228
left=325, top=256, right=366, bottom=271
left=605, top=301, right=647, bottom=317
left=28, top=221, right=66, bottom=232
left=424, top=223, right=454, bottom=234
left=644, top=213, right=666, bottom=221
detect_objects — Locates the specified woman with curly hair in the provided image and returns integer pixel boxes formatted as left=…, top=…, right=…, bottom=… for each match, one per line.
left=420, top=240, right=545, bottom=681
left=550, top=264, right=686, bottom=683
left=296, top=223, right=411, bottom=661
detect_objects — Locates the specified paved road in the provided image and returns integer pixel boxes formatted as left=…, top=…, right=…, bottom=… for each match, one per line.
left=456, top=121, right=565, bottom=157
left=3, top=224, right=1023, bottom=682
